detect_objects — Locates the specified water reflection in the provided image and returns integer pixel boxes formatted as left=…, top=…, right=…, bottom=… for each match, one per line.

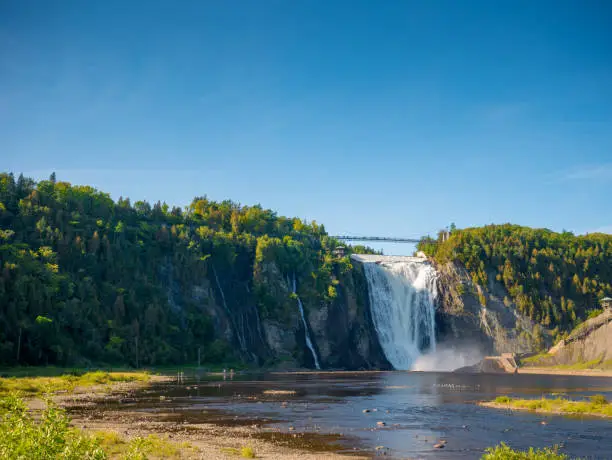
left=94, top=371, right=612, bottom=459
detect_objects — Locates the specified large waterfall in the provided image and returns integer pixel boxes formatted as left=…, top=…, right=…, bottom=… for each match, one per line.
left=362, top=257, right=438, bottom=370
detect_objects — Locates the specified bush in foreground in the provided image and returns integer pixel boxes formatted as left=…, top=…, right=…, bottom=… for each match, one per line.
left=482, top=442, right=567, bottom=459
left=0, top=393, right=105, bottom=459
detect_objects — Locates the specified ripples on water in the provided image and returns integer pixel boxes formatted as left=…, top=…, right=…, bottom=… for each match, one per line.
left=107, top=371, right=612, bottom=459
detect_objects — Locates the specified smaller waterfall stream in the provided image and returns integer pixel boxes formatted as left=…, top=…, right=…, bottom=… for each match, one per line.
left=212, top=265, right=246, bottom=352
left=292, top=274, right=321, bottom=369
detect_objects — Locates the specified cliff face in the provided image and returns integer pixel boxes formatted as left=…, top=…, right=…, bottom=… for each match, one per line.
left=176, top=258, right=389, bottom=370
left=434, top=262, right=550, bottom=355
left=313, top=262, right=390, bottom=370
left=169, top=257, right=548, bottom=370
left=536, top=310, right=612, bottom=366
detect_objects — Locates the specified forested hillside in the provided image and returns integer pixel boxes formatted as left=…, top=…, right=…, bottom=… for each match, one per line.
left=0, top=172, right=357, bottom=367
left=420, top=224, right=612, bottom=337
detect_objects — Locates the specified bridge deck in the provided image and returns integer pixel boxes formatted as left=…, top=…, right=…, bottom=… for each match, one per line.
left=333, top=236, right=420, bottom=243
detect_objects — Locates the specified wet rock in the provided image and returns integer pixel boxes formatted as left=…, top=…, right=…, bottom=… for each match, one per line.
left=434, top=440, right=447, bottom=449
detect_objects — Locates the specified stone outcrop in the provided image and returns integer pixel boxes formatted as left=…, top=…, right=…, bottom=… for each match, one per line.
left=177, top=256, right=390, bottom=370
left=170, top=253, right=554, bottom=371
left=435, top=262, right=550, bottom=356
left=531, top=310, right=612, bottom=367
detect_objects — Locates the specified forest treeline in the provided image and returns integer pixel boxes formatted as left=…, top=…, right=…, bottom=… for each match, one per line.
left=419, top=224, right=612, bottom=337
left=3, top=171, right=610, bottom=367
left=0, top=172, right=363, bottom=367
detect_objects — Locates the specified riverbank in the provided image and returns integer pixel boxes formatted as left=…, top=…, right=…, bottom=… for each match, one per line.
left=517, top=367, right=612, bottom=377
left=2, top=370, right=367, bottom=459
left=62, top=376, right=368, bottom=459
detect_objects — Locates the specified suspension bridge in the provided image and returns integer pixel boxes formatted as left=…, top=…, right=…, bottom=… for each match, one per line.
left=332, top=231, right=449, bottom=244
left=332, top=236, right=421, bottom=243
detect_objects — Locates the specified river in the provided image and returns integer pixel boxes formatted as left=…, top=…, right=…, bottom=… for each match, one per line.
left=86, top=370, right=612, bottom=459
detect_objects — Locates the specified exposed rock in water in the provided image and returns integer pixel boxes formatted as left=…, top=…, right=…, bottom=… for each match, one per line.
left=454, top=354, right=518, bottom=374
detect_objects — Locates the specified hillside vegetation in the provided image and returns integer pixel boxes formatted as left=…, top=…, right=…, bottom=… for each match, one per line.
left=0, top=172, right=364, bottom=367
left=420, top=224, right=612, bottom=336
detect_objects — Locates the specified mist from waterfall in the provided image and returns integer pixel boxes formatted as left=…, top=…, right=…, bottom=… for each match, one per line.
left=291, top=274, right=321, bottom=370
left=363, top=258, right=437, bottom=370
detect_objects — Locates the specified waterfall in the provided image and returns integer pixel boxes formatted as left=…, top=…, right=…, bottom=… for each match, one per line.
left=212, top=265, right=246, bottom=352
left=363, top=258, right=437, bottom=370
left=292, top=274, right=321, bottom=370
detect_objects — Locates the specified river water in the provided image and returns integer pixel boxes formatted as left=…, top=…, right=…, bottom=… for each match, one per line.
left=110, top=371, right=612, bottom=459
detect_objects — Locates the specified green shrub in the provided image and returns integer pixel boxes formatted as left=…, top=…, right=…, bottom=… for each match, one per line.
left=0, top=393, right=106, bottom=459
left=590, top=394, right=608, bottom=405
left=221, top=446, right=257, bottom=458
left=241, top=446, right=256, bottom=458
left=482, top=442, right=567, bottom=459
left=587, top=308, right=603, bottom=320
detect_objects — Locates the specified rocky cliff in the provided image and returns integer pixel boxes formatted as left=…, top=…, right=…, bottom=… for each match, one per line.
left=169, top=255, right=548, bottom=370
left=525, top=310, right=612, bottom=367
left=434, top=262, right=550, bottom=355
left=175, top=257, right=390, bottom=370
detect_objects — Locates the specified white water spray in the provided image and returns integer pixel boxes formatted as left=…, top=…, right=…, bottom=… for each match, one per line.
left=292, top=274, right=321, bottom=370
left=363, top=258, right=437, bottom=370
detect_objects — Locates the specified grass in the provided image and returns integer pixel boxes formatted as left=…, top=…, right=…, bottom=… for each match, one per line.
left=519, top=353, right=612, bottom=371
left=220, top=446, right=257, bottom=458
left=487, top=394, right=612, bottom=417
left=482, top=442, right=567, bottom=459
left=0, top=370, right=151, bottom=396
left=549, top=357, right=604, bottom=370
left=94, top=431, right=197, bottom=459
left=519, top=353, right=551, bottom=366
left=550, top=358, right=612, bottom=371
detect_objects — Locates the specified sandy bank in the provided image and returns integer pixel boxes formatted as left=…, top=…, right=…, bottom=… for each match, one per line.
left=517, top=367, right=612, bottom=377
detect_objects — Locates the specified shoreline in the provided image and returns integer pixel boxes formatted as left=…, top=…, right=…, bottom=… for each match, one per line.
left=52, top=373, right=368, bottom=459
left=516, top=367, right=612, bottom=377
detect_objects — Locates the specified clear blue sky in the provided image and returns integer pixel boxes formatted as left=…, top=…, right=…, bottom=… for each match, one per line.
left=2, top=1, right=611, bottom=254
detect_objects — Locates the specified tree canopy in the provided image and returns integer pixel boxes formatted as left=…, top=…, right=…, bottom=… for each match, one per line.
left=0, top=172, right=363, bottom=367
left=419, top=224, right=612, bottom=333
